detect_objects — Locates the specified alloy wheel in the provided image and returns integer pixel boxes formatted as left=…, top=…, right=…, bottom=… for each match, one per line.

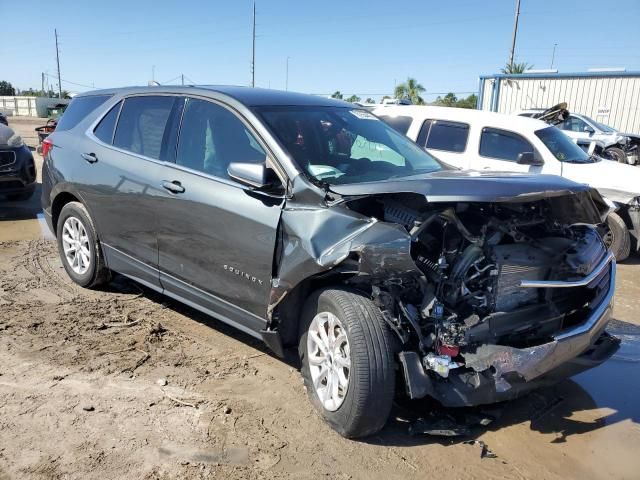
left=307, top=311, right=351, bottom=411
left=61, top=216, right=91, bottom=275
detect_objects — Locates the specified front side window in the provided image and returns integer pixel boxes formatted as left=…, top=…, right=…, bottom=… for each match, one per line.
left=257, top=106, right=442, bottom=185
left=113, top=96, right=176, bottom=160
left=535, top=126, right=596, bottom=163
left=176, top=98, right=266, bottom=179
left=558, top=116, right=588, bottom=132
left=56, top=95, right=112, bottom=131
left=479, top=127, right=534, bottom=161
left=420, top=120, right=469, bottom=153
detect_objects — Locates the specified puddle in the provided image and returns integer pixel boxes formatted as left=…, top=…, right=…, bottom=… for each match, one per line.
left=0, top=213, right=54, bottom=241
left=571, top=319, right=640, bottom=425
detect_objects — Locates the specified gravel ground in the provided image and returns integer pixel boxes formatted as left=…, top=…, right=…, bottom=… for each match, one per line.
left=0, top=117, right=639, bottom=480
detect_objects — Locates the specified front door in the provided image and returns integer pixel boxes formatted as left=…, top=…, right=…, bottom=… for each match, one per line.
left=156, top=97, right=283, bottom=335
left=476, top=126, right=545, bottom=174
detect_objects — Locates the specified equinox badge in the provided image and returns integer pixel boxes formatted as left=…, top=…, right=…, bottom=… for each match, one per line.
left=223, top=264, right=264, bottom=285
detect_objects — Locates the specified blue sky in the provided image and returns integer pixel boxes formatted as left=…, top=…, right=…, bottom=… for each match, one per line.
left=2, top=0, right=639, bottom=101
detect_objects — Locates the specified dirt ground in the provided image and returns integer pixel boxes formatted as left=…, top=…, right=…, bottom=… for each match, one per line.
left=1, top=117, right=639, bottom=480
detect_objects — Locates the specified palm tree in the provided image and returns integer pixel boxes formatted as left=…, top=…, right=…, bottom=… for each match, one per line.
left=394, top=77, right=426, bottom=105
left=345, top=94, right=361, bottom=103
left=331, top=91, right=343, bottom=99
left=501, top=61, right=533, bottom=74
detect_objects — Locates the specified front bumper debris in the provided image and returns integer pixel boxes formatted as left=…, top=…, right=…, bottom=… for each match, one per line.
left=399, top=253, right=618, bottom=407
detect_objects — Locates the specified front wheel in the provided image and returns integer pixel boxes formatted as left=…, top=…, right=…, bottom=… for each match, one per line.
left=299, top=288, right=397, bottom=438
left=605, top=146, right=628, bottom=164
left=604, top=212, right=630, bottom=262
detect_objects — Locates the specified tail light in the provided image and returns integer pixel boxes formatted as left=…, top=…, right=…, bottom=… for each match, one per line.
left=42, top=138, right=53, bottom=158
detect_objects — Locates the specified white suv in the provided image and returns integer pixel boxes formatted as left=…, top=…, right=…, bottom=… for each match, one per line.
left=373, top=105, right=640, bottom=261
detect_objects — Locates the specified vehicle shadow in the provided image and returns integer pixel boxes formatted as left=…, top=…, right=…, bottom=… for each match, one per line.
left=0, top=182, right=42, bottom=221
left=103, top=274, right=639, bottom=447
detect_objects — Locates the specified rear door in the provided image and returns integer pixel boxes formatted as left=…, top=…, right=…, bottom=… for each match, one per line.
left=476, top=127, right=543, bottom=173
left=79, top=94, right=181, bottom=288
left=155, top=97, right=284, bottom=334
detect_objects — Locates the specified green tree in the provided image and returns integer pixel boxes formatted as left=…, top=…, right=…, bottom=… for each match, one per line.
left=345, top=94, right=361, bottom=103
left=456, top=93, right=477, bottom=109
left=0, top=81, right=16, bottom=96
left=331, top=91, right=343, bottom=99
left=501, top=61, right=533, bottom=74
left=434, top=92, right=458, bottom=107
left=381, top=95, right=391, bottom=102
left=394, top=77, right=425, bottom=105
left=365, top=97, right=376, bottom=104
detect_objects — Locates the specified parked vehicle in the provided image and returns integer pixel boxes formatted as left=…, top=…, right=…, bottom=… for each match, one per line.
left=516, top=105, right=640, bottom=165
left=0, top=123, right=36, bottom=201
left=0, top=112, right=8, bottom=126
left=43, top=87, right=618, bottom=438
left=374, top=105, right=640, bottom=261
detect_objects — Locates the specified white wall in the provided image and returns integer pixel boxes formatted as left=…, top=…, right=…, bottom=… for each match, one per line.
left=479, top=74, right=640, bottom=134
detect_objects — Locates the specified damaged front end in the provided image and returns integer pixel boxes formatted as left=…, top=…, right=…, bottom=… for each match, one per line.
left=267, top=178, right=619, bottom=407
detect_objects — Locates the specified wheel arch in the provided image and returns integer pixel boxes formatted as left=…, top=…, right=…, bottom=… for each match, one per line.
left=51, top=191, right=82, bottom=236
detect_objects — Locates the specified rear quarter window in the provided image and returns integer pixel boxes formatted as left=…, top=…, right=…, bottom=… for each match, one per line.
left=55, top=95, right=112, bottom=131
left=93, top=101, right=122, bottom=144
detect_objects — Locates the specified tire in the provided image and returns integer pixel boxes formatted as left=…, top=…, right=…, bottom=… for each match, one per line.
left=605, top=212, right=630, bottom=262
left=56, top=201, right=110, bottom=288
left=298, top=288, right=396, bottom=438
left=605, top=146, right=628, bottom=164
left=6, top=190, right=34, bottom=201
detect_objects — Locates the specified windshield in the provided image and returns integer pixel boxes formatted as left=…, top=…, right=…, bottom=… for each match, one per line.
left=589, top=117, right=616, bottom=133
left=535, top=126, right=597, bottom=163
left=257, top=106, right=443, bottom=185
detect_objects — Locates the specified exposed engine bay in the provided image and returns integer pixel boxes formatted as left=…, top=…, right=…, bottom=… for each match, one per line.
left=334, top=192, right=615, bottom=403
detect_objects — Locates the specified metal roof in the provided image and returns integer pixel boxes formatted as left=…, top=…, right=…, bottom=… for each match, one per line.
left=480, top=70, right=640, bottom=80
left=77, top=85, right=351, bottom=108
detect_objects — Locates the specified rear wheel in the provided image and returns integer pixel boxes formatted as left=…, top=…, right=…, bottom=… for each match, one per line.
left=56, top=201, right=110, bottom=288
left=605, top=146, right=628, bottom=164
left=299, top=288, right=397, bottom=438
left=604, top=212, right=630, bottom=262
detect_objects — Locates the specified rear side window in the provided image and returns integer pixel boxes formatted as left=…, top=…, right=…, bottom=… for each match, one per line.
left=55, top=95, right=111, bottom=131
left=377, top=115, right=413, bottom=135
left=479, top=127, right=534, bottom=161
left=113, top=96, right=176, bottom=160
left=93, top=101, right=122, bottom=144
left=420, top=120, right=469, bottom=153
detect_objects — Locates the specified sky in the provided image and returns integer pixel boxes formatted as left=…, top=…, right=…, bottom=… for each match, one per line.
left=2, top=0, right=640, bottom=101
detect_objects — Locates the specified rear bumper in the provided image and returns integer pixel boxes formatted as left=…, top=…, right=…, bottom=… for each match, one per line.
left=0, top=146, right=36, bottom=196
left=400, top=253, right=618, bottom=407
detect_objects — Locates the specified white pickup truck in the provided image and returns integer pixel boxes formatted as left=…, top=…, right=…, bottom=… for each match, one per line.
left=373, top=105, right=640, bottom=261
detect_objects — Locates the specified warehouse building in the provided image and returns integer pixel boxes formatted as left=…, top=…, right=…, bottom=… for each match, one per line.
left=477, top=71, right=640, bottom=134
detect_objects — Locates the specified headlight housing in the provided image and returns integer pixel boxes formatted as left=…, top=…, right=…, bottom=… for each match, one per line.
left=6, top=133, right=24, bottom=148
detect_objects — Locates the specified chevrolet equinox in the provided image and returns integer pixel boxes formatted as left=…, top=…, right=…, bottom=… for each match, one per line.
left=42, top=86, right=619, bottom=438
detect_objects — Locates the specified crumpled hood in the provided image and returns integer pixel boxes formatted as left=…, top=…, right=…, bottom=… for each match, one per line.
left=561, top=159, right=640, bottom=204
left=329, top=169, right=593, bottom=203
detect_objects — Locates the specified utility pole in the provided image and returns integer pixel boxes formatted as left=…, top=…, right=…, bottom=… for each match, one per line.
left=55, top=29, right=62, bottom=98
left=507, top=0, right=521, bottom=70
left=251, top=1, right=256, bottom=87
left=550, top=43, right=558, bottom=69
left=41, top=72, right=45, bottom=96
left=285, top=56, right=290, bottom=91
left=181, top=74, right=184, bottom=85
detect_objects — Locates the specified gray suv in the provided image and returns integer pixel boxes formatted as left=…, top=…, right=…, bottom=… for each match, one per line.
left=42, top=86, right=619, bottom=438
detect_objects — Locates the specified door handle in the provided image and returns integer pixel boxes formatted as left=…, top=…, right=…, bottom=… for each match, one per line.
left=81, top=152, right=98, bottom=164
left=161, top=180, right=185, bottom=194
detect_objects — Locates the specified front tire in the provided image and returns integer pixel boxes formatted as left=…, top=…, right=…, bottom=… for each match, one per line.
left=56, top=201, right=110, bottom=288
left=605, top=146, right=628, bottom=164
left=299, top=288, right=396, bottom=438
left=605, top=212, right=630, bottom=262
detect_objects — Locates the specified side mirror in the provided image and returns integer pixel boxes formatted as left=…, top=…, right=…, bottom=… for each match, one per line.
left=584, top=125, right=595, bottom=134
left=516, top=152, right=543, bottom=166
left=228, top=162, right=269, bottom=188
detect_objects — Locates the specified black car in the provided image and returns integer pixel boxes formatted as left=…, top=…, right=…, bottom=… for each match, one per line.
left=0, top=124, right=36, bottom=200
left=42, top=87, right=618, bottom=438
left=0, top=112, right=8, bottom=126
